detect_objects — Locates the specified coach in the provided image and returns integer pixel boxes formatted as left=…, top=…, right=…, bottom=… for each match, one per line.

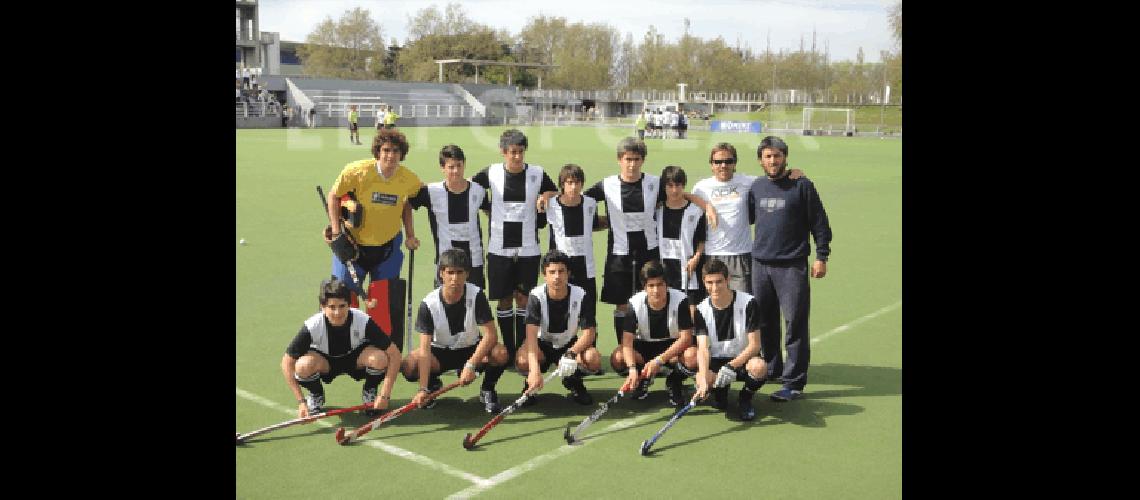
left=748, top=136, right=832, bottom=402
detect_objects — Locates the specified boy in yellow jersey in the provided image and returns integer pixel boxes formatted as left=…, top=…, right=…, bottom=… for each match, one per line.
left=325, top=128, right=425, bottom=340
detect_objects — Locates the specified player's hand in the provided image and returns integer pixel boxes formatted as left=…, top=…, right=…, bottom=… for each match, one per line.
left=788, top=168, right=804, bottom=180
left=405, top=236, right=420, bottom=251
left=460, top=366, right=478, bottom=385
left=811, top=260, right=827, bottom=279
left=298, top=401, right=310, bottom=419
left=714, top=365, right=737, bottom=388
left=695, top=377, right=710, bottom=401
left=626, top=366, right=640, bottom=390
left=641, top=357, right=662, bottom=379
left=705, top=205, right=719, bottom=230
left=686, top=256, right=701, bottom=275
left=323, top=225, right=338, bottom=243
left=372, top=396, right=390, bottom=412
left=411, top=389, right=429, bottom=408
left=526, top=371, right=544, bottom=393
left=557, top=354, right=578, bottom=377
left=536, top=196, right=548, bottom=213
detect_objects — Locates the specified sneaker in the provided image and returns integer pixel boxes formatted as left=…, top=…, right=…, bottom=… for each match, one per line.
left=479, top=389, right=501, bottom=414
left=738, top=389, right=757, bottom=421
left=362, top=387, right=380, bottom=417
left=710, top=387, right=728, bottom=410
left=423, top=377, right=443, bottom=409
left=667, top=380, right=686, bottom=407
left=632, top=378, right=652, bottom=400
left=770, top=388, right=803, bottom=402
left=304, top=393, right=326, bottom=415
left=563, top=376, right=594, bottom=405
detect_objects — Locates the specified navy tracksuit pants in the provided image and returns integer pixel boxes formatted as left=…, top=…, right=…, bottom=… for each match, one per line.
left=751, top=258, right=811, bottom=391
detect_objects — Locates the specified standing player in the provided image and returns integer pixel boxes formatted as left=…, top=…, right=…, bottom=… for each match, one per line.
left=324, top=128, right=423, bottom=331
left=470, top=129, right=558, bottom=371
left=540, top=137, right=716, bottom=347
left=517, top=250, right=602, bottom=405
left=690, top=259, right=767, bottom=421
left=401, top=249, right=510, bottom=413
left=544, top=163, right=604, bottom=306
left=612, top=260, right=696, bottom=406
left=282, top=277, right=402, bottom=418
left=749, top=136, right=832, bottom=402
left=348, top=105, right=361, bottom=145
left=408, top=144, right=488, bottom=290
left=657, top=165, right=707, bottom=321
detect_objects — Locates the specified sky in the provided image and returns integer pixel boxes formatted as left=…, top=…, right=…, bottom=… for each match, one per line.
left=256, top=0, right=897, bottom=63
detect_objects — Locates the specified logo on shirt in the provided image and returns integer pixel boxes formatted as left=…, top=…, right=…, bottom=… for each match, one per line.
left=529, top=174, right=538, bottom=184
left=647, top=181, right=655, bottom=192
left=687, top=215, right=697, bottom=224
left=757, top=197, right=786, bottom=213
left=372, top=192, right=398, bottom=205
left=710, top=185, right=740, bottom=200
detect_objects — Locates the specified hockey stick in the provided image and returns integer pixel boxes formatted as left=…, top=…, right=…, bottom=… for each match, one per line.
left=462, top=370, right=559, bottom=450
left=404, top=248, right=414, bottom=353
left=563, top=380, right=633, bottom=445
left=317, top=185, right=374, bottom=309
left=236, top=402, right=372, bottom=445
left=639, top=394, right=700, bottom=456
left=335, top=379, right=463, bottom=445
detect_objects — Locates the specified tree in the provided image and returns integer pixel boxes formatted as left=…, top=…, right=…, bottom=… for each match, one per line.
left=398, top=3, right=509, bottom=83
left=889, top=2, right=902, bottom=50
left=297, top=7, right=386, bottom=79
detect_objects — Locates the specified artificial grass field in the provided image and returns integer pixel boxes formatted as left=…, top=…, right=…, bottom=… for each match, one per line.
left=236, top=125, right=901, bottom=499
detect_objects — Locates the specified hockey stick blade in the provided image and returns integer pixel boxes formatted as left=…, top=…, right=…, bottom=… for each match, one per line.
left=640, top=439, right=652, bottom=456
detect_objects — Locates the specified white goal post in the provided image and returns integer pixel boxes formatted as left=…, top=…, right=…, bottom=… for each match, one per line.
left=802, top=107, right=853, bottom=134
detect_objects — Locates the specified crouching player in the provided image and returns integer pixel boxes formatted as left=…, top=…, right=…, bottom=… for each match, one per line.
left=401, top=249, right=511, bottom=413
left=612, top=260, right=696, bottom=406
left=517, top=250, right=602, bottom=406
left=691, top=259, right=767, bottom=421
left=282, top=276, right=402, bottom=418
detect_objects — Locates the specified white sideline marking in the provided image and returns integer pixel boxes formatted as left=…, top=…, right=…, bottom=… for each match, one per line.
left=445, top=413, right=655, bottom=500
left=812, top=300, right=901, bottom=345
left=236, top=387, right=487, bottom=486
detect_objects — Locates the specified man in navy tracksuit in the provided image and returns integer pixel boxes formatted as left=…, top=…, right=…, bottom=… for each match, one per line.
left=748, top=136, right=832, bottom=402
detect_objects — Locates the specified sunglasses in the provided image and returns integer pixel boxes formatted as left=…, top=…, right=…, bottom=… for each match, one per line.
left=711, top=159, right=737, bottom=165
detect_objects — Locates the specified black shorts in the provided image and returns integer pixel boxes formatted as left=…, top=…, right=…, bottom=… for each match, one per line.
left=433, top=264, right=487, bottom=290
left=564, top=255, right=597, bottom=304
left=600, top=248, right=661, bottom=305
left=316, top=346, right=368, bottom=383
left=350, top=123, right=358, bottom=131
left=485, top=253, right=540, bottom=300
left=535, top=337, right=577, bottom=373
left=630, top=339, right=673, bottom=364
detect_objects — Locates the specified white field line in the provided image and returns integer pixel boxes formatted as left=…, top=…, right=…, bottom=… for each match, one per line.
left=236, top=387, right=488, bottom=486
left=812, top=300, right=901, bottom=345
left=445, top=299, right=904, bottom=498
left=445, top=413, right=656, bottom=500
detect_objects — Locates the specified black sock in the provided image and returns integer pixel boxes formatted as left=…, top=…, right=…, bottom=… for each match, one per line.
left=497, top=308, right=515, bottom=357
left=363, top=367, right=385, bottom=391
left=666, top=369, right=684, bottom=388
left=743, top=373, right=764, bottom=392
left=295, top=374, right=324, bottom=396
left=613, top=311, right=626, bottom=346
left=514, top=308, right=526, bottom=352
left=481, top=365, right=505, bottom=392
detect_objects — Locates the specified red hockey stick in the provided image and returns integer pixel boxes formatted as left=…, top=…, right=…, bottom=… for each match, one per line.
left=236, top=402, right=371, bottom=445
left=335, top=380, right=464, bottom=445
left=462, top=370, right=559, bottom=450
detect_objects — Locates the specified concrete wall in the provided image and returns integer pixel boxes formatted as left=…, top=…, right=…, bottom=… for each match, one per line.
left=236, top=116, right=285, bottom=128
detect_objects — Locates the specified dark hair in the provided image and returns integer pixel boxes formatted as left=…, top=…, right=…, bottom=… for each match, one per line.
left=541, top=249, right=573, bottom=275
left=708, top=142, right=737, bottom=164
left=499, top=129, right=528, bottom=151
left=558, top=164, right=585, bottom=190
left=439, top=144, right=466, bottom=166
left=660, top=165, right=687, bottom=186
left=319, top=275, right=351, bottom=305
left=373, top=128, right=409, bottom=160
left=702, top=258, right=729, bottom=280
left=616, top=137, right=647, bottom=159
left=640, top=260, right=667, bottom=285
left=438, top=248, right=471, bottom=272
left=757, top=136, right=789, bottom=157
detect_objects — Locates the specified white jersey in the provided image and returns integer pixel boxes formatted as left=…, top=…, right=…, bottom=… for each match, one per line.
left=547, top=196, right=597, bottom=278
left=601, top=173, right=660, bottom=255
left=486, top=163, right=544, bottom=257
left=692, top=174, right=757, bottom=255
left=667, top=112, right=678, bottom=127
left=426, top=181, right=486, bottom=267
left=530, top=284, right=587, bottom=349
left=656, top=203, right=704, bottom=289
left=696, top=291, right=753, bottom=359
left=303, top=308, right=371, bottom=357
left=628, top=289, right=689, bottom=342
left=422, top=283, right=483, bottom=350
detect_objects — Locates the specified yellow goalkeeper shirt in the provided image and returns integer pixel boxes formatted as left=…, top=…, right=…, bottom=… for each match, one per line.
left=330, top=159, right=423, bottom=246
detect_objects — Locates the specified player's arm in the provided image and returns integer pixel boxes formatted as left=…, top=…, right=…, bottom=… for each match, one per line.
left=462, top=322, right=497, bottom=385
left=327, top=182, right=346, bottom=235
left=535, top=171, right=559, bottom=212
left=402, top=202, right=420, bottom=250
left=410, top=302, right=435, bottom=406
left=378, top=342, right=401, bottom=409
left=694, top=334, right=711, bottom=400
left=525, top=323, right=543, bottom=391
left=622, top=329, right=639, bottom=388
left=806, top=182, right=832, bottom=279
left=281, top=328, right=313, bottom=417
left=682, top=191, right=718, bottom=229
